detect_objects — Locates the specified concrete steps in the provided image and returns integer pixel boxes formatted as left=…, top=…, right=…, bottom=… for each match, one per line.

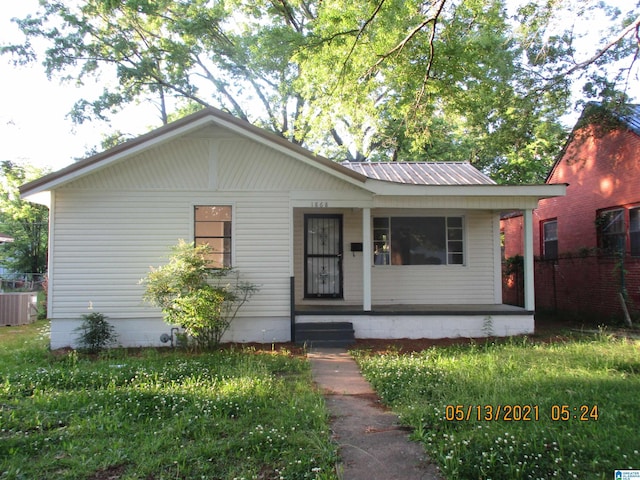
left=295, top=322, right=355, bottom=348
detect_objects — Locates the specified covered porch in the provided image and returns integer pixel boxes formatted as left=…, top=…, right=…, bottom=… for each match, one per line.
left=287, top=162, right=564, bottom=342
left=290, top=204, right=539, bottom=340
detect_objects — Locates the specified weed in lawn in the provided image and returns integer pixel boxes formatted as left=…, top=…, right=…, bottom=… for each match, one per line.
left=353, top=335, right=640, bottom=480
left=0, top=322, right=338, bottom=479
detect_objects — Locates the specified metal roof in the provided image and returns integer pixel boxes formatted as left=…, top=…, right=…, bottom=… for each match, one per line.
left=341, top=161, right=496, bottom=186
left=616, top=104, right=640, bottom=136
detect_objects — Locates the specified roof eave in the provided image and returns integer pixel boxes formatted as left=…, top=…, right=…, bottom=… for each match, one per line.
left=367, top=180, right=567, bottom=198
left=20, top=107, right=368, bottom=198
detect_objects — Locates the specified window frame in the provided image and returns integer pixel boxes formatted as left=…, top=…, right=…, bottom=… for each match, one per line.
left=372, top=215, right=465, bottom=266
left=194, top=205, right=233, bottom=268
left=597, top=208, right=626, bottom=256
left=630, top=207, right=640, bottom=257
left=541, top=219, right=558, bottom=260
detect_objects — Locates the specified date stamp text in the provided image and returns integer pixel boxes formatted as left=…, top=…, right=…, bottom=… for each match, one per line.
left=444, top=404, right=599, bottom=422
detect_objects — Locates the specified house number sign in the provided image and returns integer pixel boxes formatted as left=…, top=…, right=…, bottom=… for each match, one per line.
left=311, top=201, right=329, bottom=208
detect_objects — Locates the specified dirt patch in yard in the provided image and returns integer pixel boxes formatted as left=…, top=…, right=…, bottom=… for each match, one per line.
left=86, top=464, right=128, bottom=480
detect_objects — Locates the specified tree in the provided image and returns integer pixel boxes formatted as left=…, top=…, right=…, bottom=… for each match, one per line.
left=0, top=161, right=49, bottom=277
left=2, top=0, right=313, bottom=142
left=295, top=0, right=638, bottom=181
left=2, top=0, right=638, bottom=182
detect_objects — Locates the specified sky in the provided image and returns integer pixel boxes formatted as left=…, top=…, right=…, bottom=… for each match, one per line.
left=0, top=0, right=638, bottom=173
left=0, top=0, right=160, bottom=173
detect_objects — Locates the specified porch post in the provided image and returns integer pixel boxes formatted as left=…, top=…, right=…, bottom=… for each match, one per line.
left=523, top=209, right=535, bottom=311
left=362, top=207, right=372, bottom=311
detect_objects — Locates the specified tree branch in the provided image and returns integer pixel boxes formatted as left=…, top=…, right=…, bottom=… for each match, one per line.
left=193, top=55, right=247, bottom=120
left=365, top=0, right=447, bottom=79
left=415, top=0, right=447, bottom=106
left=563, top=14, right=640, bottom=77
left=528, top=14, right=640, bottom=99
left=337, top=0, right=386, bottom=85
left=271, top=0, right=301, bottom=31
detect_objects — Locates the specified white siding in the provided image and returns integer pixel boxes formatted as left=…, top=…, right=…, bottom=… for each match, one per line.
left=61, top=138, right=211, bottom=190
left=292, top=209, right=498, bottom=306
left=50, top=191, right=189, bottom=319
left=218, top=139, right=355, bottom=191
left=51, top=189, right=294, bottom=316
left=49, top=129, right=361, bottom=347
left=47, top=121, right=524, bottom=347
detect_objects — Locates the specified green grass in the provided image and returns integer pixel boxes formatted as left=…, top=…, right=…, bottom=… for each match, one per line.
left=352, top=334, right=640, bottom=480
left=0, top=321, right=338, bottom=480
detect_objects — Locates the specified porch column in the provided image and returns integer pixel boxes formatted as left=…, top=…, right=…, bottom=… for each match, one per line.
left=523, top=208, right=535, bottom=311
left=362, top=207, right=372, bottom=311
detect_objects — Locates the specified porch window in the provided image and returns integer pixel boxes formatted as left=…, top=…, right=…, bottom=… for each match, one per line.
left=542, top=219, right=558, bottom=260
left=373, top=216, right=464, bottom=265
left=630, top=208, right=640, bottom=256
left=597, top=209, right=625, bottom=255
left=194, top=205, right=232, bottom=268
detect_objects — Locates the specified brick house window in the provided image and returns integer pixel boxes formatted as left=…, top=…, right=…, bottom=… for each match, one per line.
left=597, top=209, right=625, bottom=255
left=630, top=208, right=640, bottom=256
left=542, top=219, right=558, bottom=260
left=194, top=205, right=232, bottom=268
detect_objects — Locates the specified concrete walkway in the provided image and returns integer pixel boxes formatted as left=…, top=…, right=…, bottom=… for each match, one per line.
left=307, top=348, right=443, bottom=480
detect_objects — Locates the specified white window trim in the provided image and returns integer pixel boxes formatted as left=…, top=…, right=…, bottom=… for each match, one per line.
left=372, top=215, right=466, bottom=267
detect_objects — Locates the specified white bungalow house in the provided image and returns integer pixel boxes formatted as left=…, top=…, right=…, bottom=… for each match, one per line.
left=21, top=108, right=565, bottom=349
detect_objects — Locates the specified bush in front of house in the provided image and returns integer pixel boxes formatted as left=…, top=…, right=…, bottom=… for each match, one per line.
left=75, top=312, right=118, bottom=353
left=141, top=240, right=258, bottom=350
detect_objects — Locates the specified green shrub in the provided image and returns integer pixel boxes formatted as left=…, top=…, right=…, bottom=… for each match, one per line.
left=141, top=240, right=258, bottom=349
left=74, top=312, right=118, bottom=353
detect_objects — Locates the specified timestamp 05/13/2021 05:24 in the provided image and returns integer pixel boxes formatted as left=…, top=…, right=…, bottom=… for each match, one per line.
left=444, top=404, right=599, bottom=422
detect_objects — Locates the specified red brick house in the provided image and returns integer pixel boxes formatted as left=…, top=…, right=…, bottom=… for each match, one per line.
left=502, top=103, right=640, bottom=321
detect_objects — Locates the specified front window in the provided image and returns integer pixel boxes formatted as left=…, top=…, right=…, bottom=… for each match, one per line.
left=373, top=216, right=464, bottom=265
left=194, top=206, right=232, bottom=268
left=598, top=209, right=625, bottom=255
left=542, top=219, right=558, bottom=260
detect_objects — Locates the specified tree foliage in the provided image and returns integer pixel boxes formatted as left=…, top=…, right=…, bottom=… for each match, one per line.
left=0, top=161, right=49, bottom=276
left=2, top=0, right=639, bottom=183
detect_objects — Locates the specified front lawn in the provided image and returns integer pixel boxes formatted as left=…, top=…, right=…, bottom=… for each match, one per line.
left=0, top=321, right=337, bottom=479
left=353, top=333, right=640, bottom=480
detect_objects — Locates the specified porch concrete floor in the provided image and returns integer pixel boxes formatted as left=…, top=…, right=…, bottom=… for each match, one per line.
left=296, top=303, right=530, bottom=315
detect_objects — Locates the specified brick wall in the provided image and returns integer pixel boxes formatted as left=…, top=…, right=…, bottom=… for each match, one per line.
left=535, top=253, right=640, bottom=321
left=501, top=214, right=524, bottom=307
left=502, top=264, right=524, bottom=307
left=500, top=213, right=523, bottom=260
left=537, top=127, right=640, bottom=256
left=501, top=122, right=640, bottom=320
left=502, top=253, right=640, bottom=319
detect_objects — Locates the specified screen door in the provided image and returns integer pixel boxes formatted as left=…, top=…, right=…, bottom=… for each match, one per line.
left=304, top=214, right=343, bottom=298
